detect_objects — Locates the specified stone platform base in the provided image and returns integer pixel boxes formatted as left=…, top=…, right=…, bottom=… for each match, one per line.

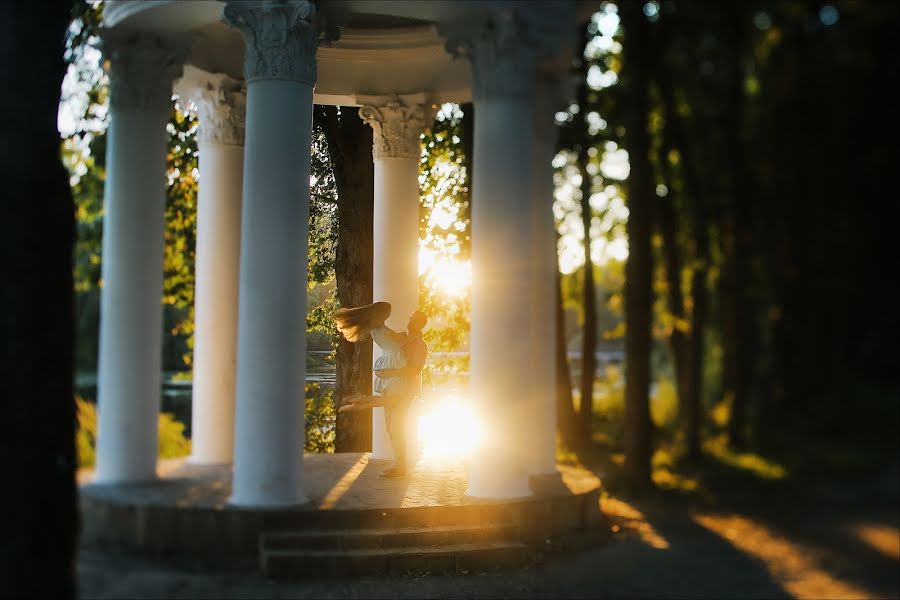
left=79, top=453, right=605, bottom=577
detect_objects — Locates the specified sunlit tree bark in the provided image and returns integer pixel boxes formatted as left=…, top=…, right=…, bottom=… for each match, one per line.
left=555, top=236, right=584, bottom=449
left=577, top=148, right=597, bottom=439
left=319, top=106, right=374, bottom=452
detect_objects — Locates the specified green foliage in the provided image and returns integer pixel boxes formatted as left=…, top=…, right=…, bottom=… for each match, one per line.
left=157, top=411, right=192, bottom=459
left=305, top=383, right=335, bottom=453
left=75, top=396, right=97, bottom=468
left=308, top=124, right=339, bottom=288
left=418, top=103, right=472, bottom=387
left=650, top=378, right=678, bottom=430
left=162, top=105, right=199, bottom=367
left=594, top=365, right=625, bottom=416
left=75, top=396, right=190, bottom=468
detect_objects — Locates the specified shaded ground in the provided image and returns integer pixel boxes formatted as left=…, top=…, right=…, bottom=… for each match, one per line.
left=77, top=458, right=899, bottom=600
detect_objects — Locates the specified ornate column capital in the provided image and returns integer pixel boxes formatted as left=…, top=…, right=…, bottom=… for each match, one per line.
left=105, top=33, right=185, bottom=112
left=224, top=0, right=323, bottom=85
left=443, top=4, right=574, bottom=103
left=176, top=68, right=247, bottom=147
left=358, top=96, right=425, bottom=160
left=444, top=9, right=538, bottom=103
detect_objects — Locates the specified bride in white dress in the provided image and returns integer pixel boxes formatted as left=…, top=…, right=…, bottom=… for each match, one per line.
left=333, top=302, right=419, bottom=412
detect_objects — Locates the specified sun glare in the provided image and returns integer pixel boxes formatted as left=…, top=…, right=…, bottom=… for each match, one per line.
left=417, top=396, right=484, bottom=461
left=418, top=246, right=471, bottom=298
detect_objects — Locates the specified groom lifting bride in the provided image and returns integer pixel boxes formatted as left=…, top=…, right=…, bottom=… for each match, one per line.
left=334, top=302, right=428, bottom=478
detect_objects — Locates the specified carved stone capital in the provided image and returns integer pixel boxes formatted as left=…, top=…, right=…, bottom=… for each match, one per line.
left=358, top=96, right=424, bottom=160
left=105, top=34, right=185, bottom=112
left=177, top=69, right=247, bottom=147
left=444, top=9, right=539, bottom=103
left=224, top=0, right=320, bottom=85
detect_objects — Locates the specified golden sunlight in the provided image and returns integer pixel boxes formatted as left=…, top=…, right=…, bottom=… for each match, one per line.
left=417, top=396, right=484, bottom=461
left=418, top=246, right=471, bottom=298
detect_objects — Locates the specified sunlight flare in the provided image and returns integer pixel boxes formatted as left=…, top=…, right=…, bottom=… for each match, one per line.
left=417, top=396, right=484, bottom=461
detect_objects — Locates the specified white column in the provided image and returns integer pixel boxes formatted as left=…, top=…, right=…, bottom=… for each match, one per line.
left=527, top=74, right=563, bottom=477
left=94, top=35, right=183, bottom=483
left=175, top=68, right=246, bottom=465
left=359, top=96, right=425, bottom=461
left=224, top=0, right=319, bottom=507
left=448, top=10, right=540, bottom=499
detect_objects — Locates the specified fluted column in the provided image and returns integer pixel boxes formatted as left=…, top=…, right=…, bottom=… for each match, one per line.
left=175, top=68, right=246, bottom=465
left=359, top=95, right=425, bottom=461
left=447, top=10, right=541, bottom=499
left=95, top=34, right=183, bottom=483
left=224, top=0, right=320, bottom=507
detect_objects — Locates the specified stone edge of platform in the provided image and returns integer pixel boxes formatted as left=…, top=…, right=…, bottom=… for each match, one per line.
left=79, top=480, right=606, bottom=568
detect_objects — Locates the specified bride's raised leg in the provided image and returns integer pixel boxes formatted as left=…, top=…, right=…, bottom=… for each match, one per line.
left=338, top=394, right=380, bottom=413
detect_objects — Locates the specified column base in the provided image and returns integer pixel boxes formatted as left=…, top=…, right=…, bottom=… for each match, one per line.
left=464, top=465, right=533, bottom=501
left=187, top=455, right=232, bottom=467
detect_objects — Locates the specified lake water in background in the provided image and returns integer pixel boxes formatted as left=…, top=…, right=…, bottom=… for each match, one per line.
left=74, top=350, right=621, bottom=437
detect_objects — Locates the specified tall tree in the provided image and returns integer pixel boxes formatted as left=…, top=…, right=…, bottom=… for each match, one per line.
left=721, top=9, right=754, bottom=449
left=0, top=1, right=79, bottom=596
left=318, top=106, right=374, bottom=452
left=621, top=1, right=654, bottom=486
left=570, top=20, right=598, bottom=440
left=555, top=234, right=584, bottom=449
left=654, top=13, right=709, bottom=458
left=577, top=147, right=598, bottom=438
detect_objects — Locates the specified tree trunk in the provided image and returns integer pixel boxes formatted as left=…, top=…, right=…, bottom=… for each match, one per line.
left=319, top=106, right=374, bottom=452
left=654, top=29, right=708, bottom=459
left=654, top=145, right=690, bottom=439
left=723, top=12, right=754, bottom=450
left=621, top=2, right=654, bottom=486
left=577, top=150, right=597, bottom=439
left=555, top=239, right=583, bottom=449
left=0, top=2, right=78, bottom=596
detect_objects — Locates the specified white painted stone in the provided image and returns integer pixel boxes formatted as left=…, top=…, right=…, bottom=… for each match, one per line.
left=527, top=73, right=563, bottom=477
left=447, top=9, right=541, bottom=500
left=95, top=34, right=184, bottom=484
left=359, top=96, right=424, bottom=462
left=225, top=0, right=318, bottom=507
left=175, top=68, right=246, bottom=465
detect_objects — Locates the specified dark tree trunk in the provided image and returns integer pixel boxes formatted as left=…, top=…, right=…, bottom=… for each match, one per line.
left=0, top=2, right=78, bottom=596
left=461, top=102, right=474, bottom=203
left=621, top=2, right=654, bottom=486
left=577, top=150, right=597, bottom=439
left=653, top=19, right=709, bottom=458
left=723, top=12, right=754, bottom=450
left=654, top=145, right=690, bottom=438
left=655, top=57, right=708, bottom=459
left=572, top=28, right=597, bottom=441
left=319, top=106, right=374, bottom=452
left=555, top=239, right=583, bottom=449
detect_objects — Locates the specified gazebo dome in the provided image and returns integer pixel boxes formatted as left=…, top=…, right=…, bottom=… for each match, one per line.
left=92, top=0, right=585, bottom=508
left=104, top=0, right=487, bottom=105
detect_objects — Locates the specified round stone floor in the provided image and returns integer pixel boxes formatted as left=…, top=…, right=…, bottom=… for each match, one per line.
left=79, top=453, right=605, bottom=573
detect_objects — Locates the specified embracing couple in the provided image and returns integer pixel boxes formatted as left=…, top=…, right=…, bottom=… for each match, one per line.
left=334, top=302, right=428, bottom=479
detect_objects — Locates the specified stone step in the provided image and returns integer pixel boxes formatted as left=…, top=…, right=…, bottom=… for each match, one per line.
left=261, top=503, right=515, bottom=531
left=262, top=540, right=531, bottom=578
left=261, top=523, right=519, bottom=551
